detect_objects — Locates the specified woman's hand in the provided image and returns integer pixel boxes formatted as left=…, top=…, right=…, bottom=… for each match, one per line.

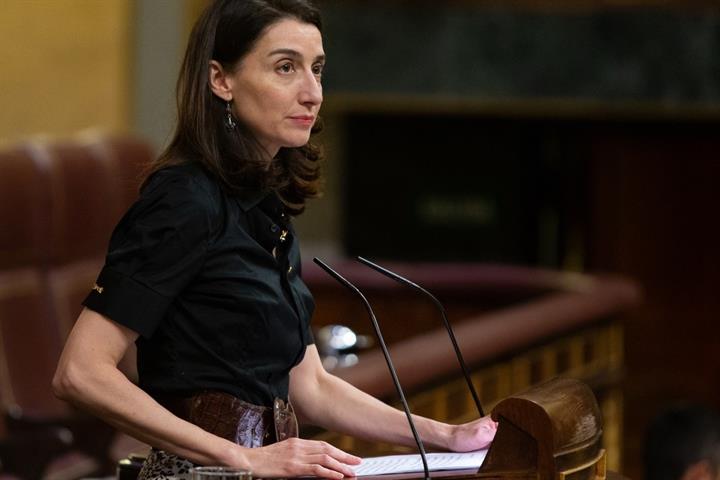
left=241, top=437, right=361, bottom=479
left=446, top=415, right=498, bottom=452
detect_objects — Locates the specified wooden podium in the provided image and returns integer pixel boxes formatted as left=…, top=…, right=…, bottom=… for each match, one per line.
left=362, top=377, right=612, bottom=480
left=477, top=377, right=606, bottom=480
left=363, top=377, right=619, bottom=480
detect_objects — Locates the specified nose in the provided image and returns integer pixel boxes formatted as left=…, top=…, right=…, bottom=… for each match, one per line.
left=298, top=70, right=322, bottom=107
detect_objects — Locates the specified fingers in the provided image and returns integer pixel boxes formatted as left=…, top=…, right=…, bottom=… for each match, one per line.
left=474, top=419, right=498, bottom=449
left=316, top=440, right=362, bottom=466
left=245, top=438, right=361, bottom=479
left=305, top=452, right=358, bottom=478
left=447, top=417, right=500, bottom=452
left=477, top=416, right=499, bottom=432
left=299, top=440, right=361, bottom=477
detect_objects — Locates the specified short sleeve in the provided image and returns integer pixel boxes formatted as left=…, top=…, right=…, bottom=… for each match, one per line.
left=83, top=169, right=215, bottom=338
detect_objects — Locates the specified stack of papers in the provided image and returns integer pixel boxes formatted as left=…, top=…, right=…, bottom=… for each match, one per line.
left=353, top=450, right=488, bottom=477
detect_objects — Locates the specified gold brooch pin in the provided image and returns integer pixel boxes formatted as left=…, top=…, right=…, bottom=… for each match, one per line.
left=93, top=284, right=104, bottom=294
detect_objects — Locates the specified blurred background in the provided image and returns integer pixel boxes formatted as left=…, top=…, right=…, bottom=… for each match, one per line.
left=1, top=0, right=719, bottom=479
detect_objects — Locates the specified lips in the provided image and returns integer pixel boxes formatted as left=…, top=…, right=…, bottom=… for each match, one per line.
left=289, top=115, right=315, bottom=126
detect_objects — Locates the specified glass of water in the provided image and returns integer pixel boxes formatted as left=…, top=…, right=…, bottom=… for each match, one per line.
left=191, top=467, right=252, bottom=480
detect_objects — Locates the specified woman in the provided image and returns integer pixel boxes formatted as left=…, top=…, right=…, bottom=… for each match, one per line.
left=53, top=1, right=497, bottom=478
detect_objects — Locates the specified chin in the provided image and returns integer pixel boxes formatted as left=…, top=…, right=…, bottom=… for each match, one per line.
left=282, top=136, right=313, bottom=149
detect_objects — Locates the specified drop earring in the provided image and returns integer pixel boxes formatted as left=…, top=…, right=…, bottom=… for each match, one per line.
left=225, top=100, right=237, bottom=131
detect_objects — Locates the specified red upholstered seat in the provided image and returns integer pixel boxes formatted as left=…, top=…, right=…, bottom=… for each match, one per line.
left=0, top=133, right=152, bottom=478
left=0, top=143, right=64, bottom=421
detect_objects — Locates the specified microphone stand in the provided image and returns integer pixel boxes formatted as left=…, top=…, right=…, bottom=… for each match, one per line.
left=313, top=258, right=431, bottom=480
left=356, top=256, right=485, bottom=417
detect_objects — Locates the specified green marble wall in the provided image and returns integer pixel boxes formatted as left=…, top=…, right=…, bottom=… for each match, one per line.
left=320, top=4, right=720, bottom=103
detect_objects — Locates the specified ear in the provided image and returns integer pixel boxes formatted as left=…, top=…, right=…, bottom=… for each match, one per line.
left=209, top=60, right=233, bottom=101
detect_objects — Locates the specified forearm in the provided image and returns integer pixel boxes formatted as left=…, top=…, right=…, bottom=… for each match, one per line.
left=314, top=375, right=452, bottom=450
left=294, top=368, right=497, bottom=453
left=53, top=309, right=245, bottom=467
left=292, top=365, right=452, bottom=450
left=54, top=354, right=243, bottom=467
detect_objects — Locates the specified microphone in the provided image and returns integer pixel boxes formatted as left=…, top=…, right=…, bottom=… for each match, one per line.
left=312, top=258, right=430, bottom=479
left=356, top=256, right=485, bottom=418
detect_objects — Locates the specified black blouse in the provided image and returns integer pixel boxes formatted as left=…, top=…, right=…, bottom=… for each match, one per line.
left=83, top=163, right=315, bottom=406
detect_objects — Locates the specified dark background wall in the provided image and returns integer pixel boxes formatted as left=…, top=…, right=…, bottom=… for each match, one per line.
left=320, top=3, right=720, bottom=102
left=304, top=3, right=720, bottom=479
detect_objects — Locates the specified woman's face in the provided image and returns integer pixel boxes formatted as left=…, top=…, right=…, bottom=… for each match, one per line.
left=212, top=18, right=324, bottom=158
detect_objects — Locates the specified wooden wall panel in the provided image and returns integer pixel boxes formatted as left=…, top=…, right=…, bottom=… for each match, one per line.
left=587, top=133, right=720, bottom=480
left=0, top=0, right=132, bottom=143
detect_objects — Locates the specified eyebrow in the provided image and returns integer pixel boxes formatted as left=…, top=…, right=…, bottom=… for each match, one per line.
left=268, top=48, right=325, bottom=62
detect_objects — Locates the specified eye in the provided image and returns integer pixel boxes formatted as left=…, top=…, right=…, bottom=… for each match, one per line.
left=277, top=62, right=295, bottom=74
left=312, top=62, right=324, bottom=78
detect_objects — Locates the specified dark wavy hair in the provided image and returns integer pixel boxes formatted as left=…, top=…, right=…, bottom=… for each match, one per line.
left=144, top=0, right=324, bottom=215
left=644, top=405, right=720, bottom=480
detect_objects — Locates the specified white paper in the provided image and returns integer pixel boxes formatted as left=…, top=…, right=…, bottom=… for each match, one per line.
left=352, top=450, right=488, bottom=477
